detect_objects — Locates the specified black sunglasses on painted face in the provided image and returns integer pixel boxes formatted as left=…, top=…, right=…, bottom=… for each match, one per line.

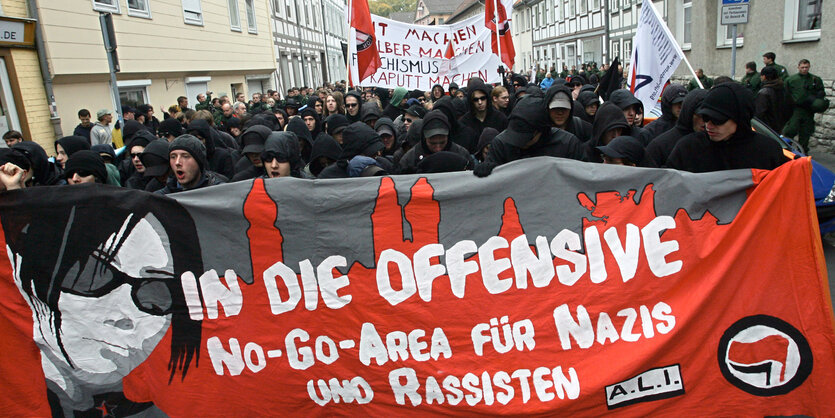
left=700, top=113, right=729, bottom=125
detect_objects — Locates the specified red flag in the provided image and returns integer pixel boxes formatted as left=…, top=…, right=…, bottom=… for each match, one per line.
left=484, top=0, right=515, bottom=69
left=444, top=39, right=455, bottom=60
left=349, top=0, right=381, bottom=83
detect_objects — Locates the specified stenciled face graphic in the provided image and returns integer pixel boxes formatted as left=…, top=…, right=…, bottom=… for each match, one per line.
left=12, top=213, right=175, bottom=387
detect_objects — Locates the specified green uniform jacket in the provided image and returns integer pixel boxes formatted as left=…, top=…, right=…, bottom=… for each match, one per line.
left=741, top=72, right=761, bottom=94
left=785, top=72, right=825, bottom=111
left=195, top=93, right=213, bottom=111
left=766, top=63, right=789, bottom=80
left=687, top=75, right=713, bottom=91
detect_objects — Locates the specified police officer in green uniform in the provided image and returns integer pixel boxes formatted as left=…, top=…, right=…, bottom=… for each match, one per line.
left=741, top=62, right=761, bottom=94
left=688, top=68, right=713, bottom=91
left=762, top=52, right=788, bottom=81
left=784, top=59, right=826, bottom=152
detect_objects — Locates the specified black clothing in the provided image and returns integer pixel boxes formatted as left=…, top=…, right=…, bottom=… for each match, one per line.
left=543, top=85, right=593, bottom=142
left=124, top=170, right=150, bottom=190
left=755, top=79, right=793, bottom=134
left=432, top=96, right=479, bottom=153
left=186, top=119, right=235, bottom=179
left=263, top=131, right=304, bottom=177
left=286, top=117, right=314, bottom=163
left=344, top=91, right=364, bottom=123
left=307, top=134, right=341, bottom=177
left=666, top=131, right=786, bottom=173
left=12, top=142, right=62, bottom=186
left=485, top=128, right=585, bottom=166
left=159, top=170, right=227, bottom=194
left=646, top=89, right=708, bottom=167
left=583, top=102, right=631, bottom=163
left=374, top=117, right=401, bottom=156
left=640, top=84, right=687, bottom=145
left=575, top=91, right=599, bottom=124
left=458, top=79, right=508, bottom=151
left=72, top=123, right=93, bottom=141
left=398, top=111, right=472, bottom=174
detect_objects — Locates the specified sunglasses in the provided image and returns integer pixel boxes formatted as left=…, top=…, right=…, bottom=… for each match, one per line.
left=260, top=151, right=289, bottom=163
left=62, top=252, right=177, bottom=315
left=130, top=152, right=142, bottom=159
left=346, top=103, right=359, bottom=108
left=71, top=170, right=94, bottom=177
left=700, top=113, right=729, bottom=125
left=473, top=96, right=488, bottom=102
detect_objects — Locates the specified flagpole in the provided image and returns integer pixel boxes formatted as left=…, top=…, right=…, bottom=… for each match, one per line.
left=346, top=0, right=352, bottom=89
left=643, top=0, right=701, bottom=89
left=493, top=0, right=503, bottom=72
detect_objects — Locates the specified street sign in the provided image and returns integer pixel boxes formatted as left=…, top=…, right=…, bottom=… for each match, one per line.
left=722, top=0, right=749, bottom=4
left=721, top=4, right=749, bottom=25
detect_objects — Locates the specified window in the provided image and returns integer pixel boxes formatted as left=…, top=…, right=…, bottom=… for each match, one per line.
left=126, top=0, right=150, bottom=17
left=286, top=0, right=294, bottom=20
left=678, top=0, right=692, bottom=49
left=623, top=39, right=631, bottom=62
left=591, top=0, right=600, bottom=10
left=92, top=0, right=120, bottom=13
left=784, top=0, right=821, bottom=42
left=611, top=39, right=620, bottom=59
left=229, top=0, right=241, bottom=31
left=117, top=79, right=151, bottom=109
left=182, top=0, right=203, bottom=25
left=245, top=0, right=257, bottom=33
left=579, top=0, right=587, bottom=14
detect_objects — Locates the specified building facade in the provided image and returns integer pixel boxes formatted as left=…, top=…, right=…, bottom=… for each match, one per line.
left=512, top=0, right=534, bottom=75
left=36, top=0, right=277, bottom=142
left=415, top=0, right=463, bottom=25
left=531, top=0, right=606, bottom=74
left=270, top=0, right=346, bottom=95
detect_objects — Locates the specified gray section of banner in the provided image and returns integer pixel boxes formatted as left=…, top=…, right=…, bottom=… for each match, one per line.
left=171, top=157, right=753, bottom=283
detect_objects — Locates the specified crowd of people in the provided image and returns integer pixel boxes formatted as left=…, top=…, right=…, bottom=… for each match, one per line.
left=0, top=51, right=827, bottom=194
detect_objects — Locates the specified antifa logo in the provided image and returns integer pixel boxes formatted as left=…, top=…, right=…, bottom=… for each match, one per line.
left=717, top=315, right=813, bottom=396
left=632, top=47, right=653, bottom=93
left=356, top=30, right=373, bottom=52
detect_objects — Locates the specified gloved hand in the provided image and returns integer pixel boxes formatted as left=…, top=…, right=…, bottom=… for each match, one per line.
left=474, top=162, right=498, bottom=178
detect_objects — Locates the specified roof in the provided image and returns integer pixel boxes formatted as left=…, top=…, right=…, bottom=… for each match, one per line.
left=388, top=11, right=416, bottom=23
left=420, top=0, right=466, bottom=15
left=447, top=0, right=482, bottom=23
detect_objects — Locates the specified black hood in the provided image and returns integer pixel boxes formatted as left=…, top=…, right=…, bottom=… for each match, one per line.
left=360, top=102, right=383, bottom=123
left=451, top=97, right=469, bottom=119
left=659, top=84, right=688, bottom=120
left=404, top=119, right=424, bottom=148
left=466, top=77, right=492, bottom=109
left=339, top=122, right=384, bottom=160
left=345, top=91, right=363, bottom=122
left=264, top=131, right=303, bottom=175
left=121, top=120, right=148, bottom=144
left=577, top=91, right=599, bottom=107
left=609, top=89, right=642, bottom=111
left=273, top=109, right=288, bottom=130
left=697, top=82, right=755, bottom=137
left=240, top=124, right=272, bottom=154
left=309, top=134, right=341, bottom=176
left=418, top=110, right=453, bottom=154
left=299, top=107, right=323, bottom=138
left=675, top=89, right=708, bottom=132
left=374, top=117, right=400, bottom=152
left=591, top=102, right=630, bottom=146
left=186, top=119, right=216, bottom=155
left=54, top=136, right=90, bottom=157
left=475, top=127, right=499, bottom=154
left=13, top=142, right=59, bottom=186
left=286, top=117, right=314, bottom=147
left=430, top=97, right=458, bottom=132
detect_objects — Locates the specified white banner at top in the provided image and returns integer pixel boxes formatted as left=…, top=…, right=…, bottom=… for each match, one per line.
left=348, top=12, right=509, bottom=91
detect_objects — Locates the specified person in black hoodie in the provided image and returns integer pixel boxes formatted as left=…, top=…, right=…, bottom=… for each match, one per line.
left=430, top=84, right=445, bottom=102
left=286, top=117, right=314, bottom=164
left=54, top=136, right=91, bottom=171
left=583, top=102, right=632, bottom=163
left=232, top=125, right=271, bottom=181
left=476, top=96, right=585, bottom=177
left=607, top=89, right=645, bottom=140
left=375, top=117, right=400, bottom=157
left=667, top=82, right=787, bottom=173
left=392, top=119, right=422, bottom=168
left=474, top=127, right=499, bottom=163
left=646, top=89, right=708, bottom=167
left=575, top=90, right=599, bottom=124
left=262, top=131, right=304, bottom=178
left=344, top=91, right=363, bottom=123
left=640, top=84, right=687, bottom=144
left=305, top=134, right=341, bottom=178
left=318, top=122, right=389, bottom=178
left=458, top=78, right=508, bottom=146
left=360, top=101, right=383, bottom=129
left=186, top=119, right=235, bottom=179
left=543, top=85, right=593, bottom=142
left=13, top=141, right=62, bottom=186
left=325, top=114, right=350, bottom=145
left=300, top=107, right=323, bottom=139
left=754, top=65, right=793, bottom=135
left=398, top=110, right=472, bottom=174
left=431, top=96, right=479, bottom=153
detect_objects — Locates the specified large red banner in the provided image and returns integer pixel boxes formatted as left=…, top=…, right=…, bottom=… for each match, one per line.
left=0, top=158, right=833, bottom=416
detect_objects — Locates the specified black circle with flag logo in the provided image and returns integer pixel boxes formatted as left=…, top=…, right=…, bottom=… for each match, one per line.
left=717, top=315, right=813, bottom=396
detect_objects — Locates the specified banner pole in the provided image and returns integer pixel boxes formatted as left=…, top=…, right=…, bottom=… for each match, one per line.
left=346, top=0, right=352, bottom=89
left=642, top=0, right=701, bottom=88
left=494, top=0, right=503, bottom=72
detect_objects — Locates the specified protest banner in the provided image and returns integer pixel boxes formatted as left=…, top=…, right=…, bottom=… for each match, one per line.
left=627, top=0, right=688, bottom=113
left=347, top=8, right=512, bottom=91
left=1, top=157, right=834, bottom=416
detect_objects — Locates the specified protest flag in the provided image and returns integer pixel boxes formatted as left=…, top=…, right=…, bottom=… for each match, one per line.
left=626, top=0, right=688, bottom=112
left=348, top=0, right=381, bottom=83
left=485, top=0, right=515, bottom=70
left=596, top=57, right=623, bottom=101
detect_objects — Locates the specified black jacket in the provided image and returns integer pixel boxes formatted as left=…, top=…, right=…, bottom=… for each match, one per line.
left=187, top=119, right=235, bottom=179
left=640, top=84, right=687, bottom=144
left=159, top=170, right=227, bottom=194
left=583, top=102, right=631, bottom=163
left=543, top=85, right=593, bottom=142
left=485, top=128, right=585, bottom=165
left=666, top=131, right=787, bottom=173
left=646, top=89, right=708, bottom=167
left=432, top=96, right=479, bottom=153
left=458, top=79, right=508, bottom=150
left=398, top=111, right=472, bottom=173
left=755, top=79, right=793, bottom=134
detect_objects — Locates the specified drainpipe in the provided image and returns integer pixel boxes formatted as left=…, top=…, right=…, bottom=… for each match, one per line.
left=603, top=0, right=610, bottom=63
left=320, top=0, right=330, bottom=83
left=27, top=0, right=62, bottom=138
